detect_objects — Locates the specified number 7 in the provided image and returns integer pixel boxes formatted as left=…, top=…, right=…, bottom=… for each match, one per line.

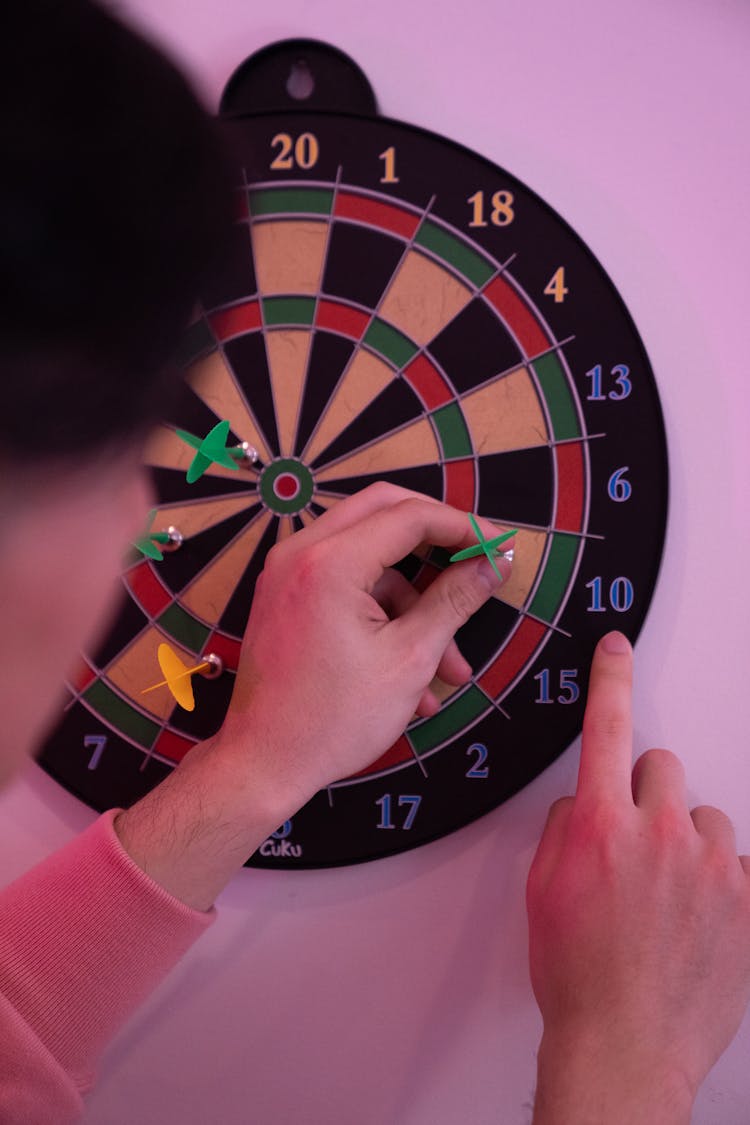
left=83, top=734, right=107, bottom=770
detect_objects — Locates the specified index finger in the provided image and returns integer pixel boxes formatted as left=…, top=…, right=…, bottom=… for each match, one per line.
left=577, top=631, right=634, bottom=804
left=291, top=482, right=440, bottom=546
left=327, top=497, right=502, bottom=587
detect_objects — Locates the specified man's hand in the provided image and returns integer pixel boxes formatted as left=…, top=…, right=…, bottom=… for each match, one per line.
left=117, top=483, right=510, bottom=909
left=221, top=481, right=511, bottom=803
left=527, top=631, right=750, bottom=1124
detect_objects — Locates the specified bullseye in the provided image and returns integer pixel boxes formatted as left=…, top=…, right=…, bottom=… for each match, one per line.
left=260, top=458, right=314, bottom=514
left=274, top=472, right=300, bottom=500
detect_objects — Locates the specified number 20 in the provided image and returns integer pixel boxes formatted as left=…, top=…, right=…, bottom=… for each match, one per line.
left=270, top=132, right=319, bottom=171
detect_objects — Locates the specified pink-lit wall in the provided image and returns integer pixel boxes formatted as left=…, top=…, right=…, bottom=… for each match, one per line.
left=1, top=0, right=748, bottom=1121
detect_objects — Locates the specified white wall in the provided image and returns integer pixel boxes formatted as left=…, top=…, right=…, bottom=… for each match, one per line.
left=1, top=0, right=748, bottom=1120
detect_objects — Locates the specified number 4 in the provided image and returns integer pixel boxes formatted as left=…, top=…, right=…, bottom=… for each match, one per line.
left=544, top=267, right=568, bottom=303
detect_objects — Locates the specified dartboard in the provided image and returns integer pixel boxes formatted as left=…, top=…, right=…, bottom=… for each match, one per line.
left=39, top=41, right=668, bottom=868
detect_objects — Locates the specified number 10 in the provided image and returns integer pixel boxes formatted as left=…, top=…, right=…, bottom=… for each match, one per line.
left=585, top=576, right=634, bottom=613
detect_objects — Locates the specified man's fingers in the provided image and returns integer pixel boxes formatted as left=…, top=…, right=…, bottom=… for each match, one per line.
left=372, top=568, right=472, bottom=684
left=632, top=748, right=688, bottom=811
left=415, top=686, right=442, bottom=718
left=691, top=805, right=739, bottom=850
left=392, top=550, right=511, bottom=656
left=577, top=632, right=634, bottom=805
left=326, top=496, right=507, bottom=587
left=527, top=796, right=574, bottom=893
left=287, top=483, right=439, bottom=548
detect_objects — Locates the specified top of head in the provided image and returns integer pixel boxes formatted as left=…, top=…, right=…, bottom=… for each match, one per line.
left=1, top=0, right=234, bottom=467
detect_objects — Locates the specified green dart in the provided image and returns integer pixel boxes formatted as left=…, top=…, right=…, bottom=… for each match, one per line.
left=449, top=526, right=518, bottom=562
left=448, top=516, right=517, bottom=584
left=133, top=508, right=166, bottom=561
left=175, top=419, right=241, bottom=483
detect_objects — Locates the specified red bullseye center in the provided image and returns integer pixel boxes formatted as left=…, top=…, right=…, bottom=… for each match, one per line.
left=274, top=472, right=300, bottom=499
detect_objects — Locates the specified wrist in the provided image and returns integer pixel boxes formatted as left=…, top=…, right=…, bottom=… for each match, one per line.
left=532, top=1027, right=695, bottom=1125
left=115, top=731, right=299, bottom=911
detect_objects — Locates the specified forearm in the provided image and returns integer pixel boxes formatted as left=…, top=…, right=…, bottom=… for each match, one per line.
left=0, top=811, right=213, bottom=1090
left=532, top=1030, right=694, bottom=1125
left=114, top=733, right=306, bottom=911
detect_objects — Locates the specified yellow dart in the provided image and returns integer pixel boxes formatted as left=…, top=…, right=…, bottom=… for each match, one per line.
left=141, top=643, right=217, bottom=711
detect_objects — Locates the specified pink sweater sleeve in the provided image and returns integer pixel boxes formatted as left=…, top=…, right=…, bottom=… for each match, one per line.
left=0, top=810, right=216, bottom=1122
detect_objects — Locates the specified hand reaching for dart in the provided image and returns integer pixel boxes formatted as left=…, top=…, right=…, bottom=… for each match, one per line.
left=116, top=483, right=511, bottom=908
left=222, top=482, right=512, bottom=799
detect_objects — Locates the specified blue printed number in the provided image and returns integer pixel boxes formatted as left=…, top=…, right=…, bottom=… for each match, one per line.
left=533, top=668, right=580, bottom=705
left=607, top=467, right=632, bottom=502
left=376, top=794, right=421, bottom=830
left=83, top=734, right=107, bottom=770
left=586, top=363, right=632, bottom=401
left=465, top=742, right=490, bottom=779
left=585, top=576, right=634, bottom=613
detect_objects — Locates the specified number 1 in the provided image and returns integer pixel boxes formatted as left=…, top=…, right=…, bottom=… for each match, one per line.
left=379, top=147, right=399, bottom=183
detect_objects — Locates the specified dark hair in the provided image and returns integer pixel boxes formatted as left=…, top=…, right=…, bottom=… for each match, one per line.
left=1, top=0, right=232, bottom=461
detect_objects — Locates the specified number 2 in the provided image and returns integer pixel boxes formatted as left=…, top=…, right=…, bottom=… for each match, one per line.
left=465, top=743, right=489, bottom=779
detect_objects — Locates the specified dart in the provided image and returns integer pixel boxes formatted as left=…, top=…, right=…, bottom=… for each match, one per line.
left=133, top=510, right=183, bottom=560
left=175, top=420, right=259, bottom=483
left=133, top=509, right=170, bottom=560
left=141, top=643, right=222, bottom=711
left=449, top=526, right=518, bottom=563
left=448, top=515, right=516, bottom=583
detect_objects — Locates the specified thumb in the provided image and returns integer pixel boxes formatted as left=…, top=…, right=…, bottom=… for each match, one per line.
left=396, top=552, right=511, bottom=655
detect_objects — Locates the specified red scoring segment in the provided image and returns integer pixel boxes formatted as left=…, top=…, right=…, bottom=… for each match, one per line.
left=334, top=191, right=420, bottom=240
left=274, top=473, right=300, bottom=499
left=554, top=443, right=586, bottom=533
left=484, top=275, right=551, bottom=358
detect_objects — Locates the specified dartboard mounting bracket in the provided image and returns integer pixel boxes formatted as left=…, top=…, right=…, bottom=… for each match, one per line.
left=219, top=39, right=378, bottom=118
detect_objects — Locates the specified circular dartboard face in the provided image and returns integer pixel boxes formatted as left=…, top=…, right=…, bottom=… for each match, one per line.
left=40, top=109, right=668, bottom=868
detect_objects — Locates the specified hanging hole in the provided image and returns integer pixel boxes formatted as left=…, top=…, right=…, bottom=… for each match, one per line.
left=286, top=59, right=315, bottom=100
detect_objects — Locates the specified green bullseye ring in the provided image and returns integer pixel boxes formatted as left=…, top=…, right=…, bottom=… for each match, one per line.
left=259, top=458, right=314, bottom=515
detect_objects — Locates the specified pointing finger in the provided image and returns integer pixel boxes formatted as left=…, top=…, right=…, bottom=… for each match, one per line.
left=577, top=631, right=634, bottom=805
